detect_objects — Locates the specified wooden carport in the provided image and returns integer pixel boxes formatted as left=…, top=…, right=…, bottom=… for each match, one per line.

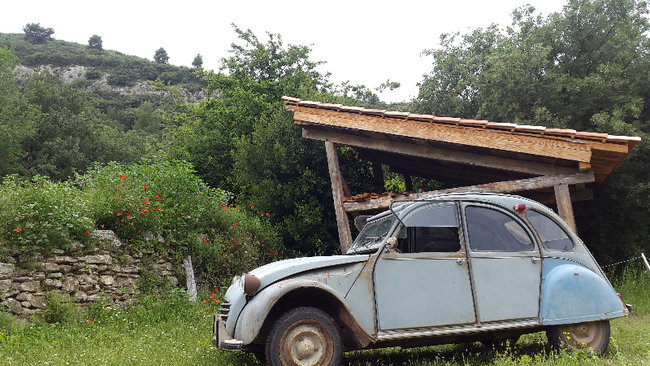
left=282, top=96, right=641, bottom=253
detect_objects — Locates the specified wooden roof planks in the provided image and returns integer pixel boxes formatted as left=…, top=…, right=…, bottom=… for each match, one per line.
left=283, top=96, right=640, bottom=184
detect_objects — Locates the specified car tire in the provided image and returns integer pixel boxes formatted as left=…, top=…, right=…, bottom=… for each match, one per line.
left=546, top=320, right=610, bottom=355
left=265, top=307, right=342, bottom=366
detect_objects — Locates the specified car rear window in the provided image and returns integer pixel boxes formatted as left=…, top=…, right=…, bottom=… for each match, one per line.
left=465, top=206, right=534, bottom=251
left=526, top=210, right=575, bottom=251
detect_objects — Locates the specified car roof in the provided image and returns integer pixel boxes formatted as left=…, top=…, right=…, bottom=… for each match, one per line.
left=368, top=193, right=552, bottom=222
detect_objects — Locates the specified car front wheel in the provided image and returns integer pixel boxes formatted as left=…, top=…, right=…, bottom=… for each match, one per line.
left=265, top=307, right=342, bottom=366
left=546, top=320, right=610, bottom=355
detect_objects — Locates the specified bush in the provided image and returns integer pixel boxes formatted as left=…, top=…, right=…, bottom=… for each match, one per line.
left=80, top=160, right=227, bottom=241
left=0, top=175, right=94, bottom=253
left=79, top=160, right=281, bottom=283
left=191, top=201, right=282, bottom=284
left=41, top=291, right=82, bottom=324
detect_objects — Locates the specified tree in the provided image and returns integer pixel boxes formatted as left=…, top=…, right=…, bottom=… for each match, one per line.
left=192, top=53, right=203, bottom=68
left=154, top=47, right=169, bottom=64
left=88, top=34, right=103, bottom=50
left=0, top=49, right=38, bottom=176
left=416, top=0, right=650, bottom=261
left=23, top=23, right=54, bottom=44
left=163, top=26, right=377, bottom=255
left=133, top=101, right=162, bottom=134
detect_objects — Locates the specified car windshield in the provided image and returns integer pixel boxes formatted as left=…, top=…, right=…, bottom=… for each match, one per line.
left=347, top=213, right=398, bottom=254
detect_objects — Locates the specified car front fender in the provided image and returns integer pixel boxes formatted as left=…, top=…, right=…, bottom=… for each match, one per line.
left=541, top=259, right=626, bottom=325
left=233, top=278, right=371, bottom=346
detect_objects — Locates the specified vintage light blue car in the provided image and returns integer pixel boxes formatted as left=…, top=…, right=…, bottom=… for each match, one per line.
left=213, top=193, right=630, bottom=365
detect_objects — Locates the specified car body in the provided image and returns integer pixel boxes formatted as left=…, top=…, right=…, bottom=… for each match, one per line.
left=213, top=193, right=630, bottom=365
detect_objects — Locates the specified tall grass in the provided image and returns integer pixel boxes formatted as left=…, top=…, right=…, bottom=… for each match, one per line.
left=0, top=269, right=648, bottom=365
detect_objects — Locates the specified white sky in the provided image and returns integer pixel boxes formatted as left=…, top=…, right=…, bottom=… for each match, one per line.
left=1, top=0, right=568, bottom=103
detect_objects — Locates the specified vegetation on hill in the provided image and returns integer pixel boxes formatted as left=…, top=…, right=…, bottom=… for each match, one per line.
left=0, top=0, right=648, bottom=268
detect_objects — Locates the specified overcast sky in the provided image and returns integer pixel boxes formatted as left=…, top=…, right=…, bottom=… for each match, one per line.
left=2, top=0, right=568, bottom=102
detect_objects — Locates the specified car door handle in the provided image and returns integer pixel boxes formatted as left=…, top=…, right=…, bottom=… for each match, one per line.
left=531, top=257, right=540, bottom=264
left=456, top=258, right=466, bottom=265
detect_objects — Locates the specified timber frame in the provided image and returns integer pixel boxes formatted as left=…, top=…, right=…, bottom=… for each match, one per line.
left=283, top=97, right=641, bottom=253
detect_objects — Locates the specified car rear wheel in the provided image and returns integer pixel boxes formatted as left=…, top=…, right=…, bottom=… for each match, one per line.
left=546, top=320, right=610, bottom=355
left=265, top=307, right=342, bottom=366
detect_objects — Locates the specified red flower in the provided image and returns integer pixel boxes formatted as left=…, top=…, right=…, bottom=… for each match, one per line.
left=87, top=319, right=93, bottom=324
left=202, top=238, right=207, bottom=242
left=204, top=300, right=208, bottom=303
left=15, top=228, right=21, bottom=233
left=143, top=186, right=148, bottom=190
left=205, top=307, right=210, bottom=311
left=85, top=231, right=90, bottom=236
left=117, top=185, right=122, bottom=189
left=266, top=213, right=270, bottom=216
left=251, top=205, right=255, bottom=209
left=119, top=173, right=127, bottom=180
left=213, top=288, right=217, bottom=293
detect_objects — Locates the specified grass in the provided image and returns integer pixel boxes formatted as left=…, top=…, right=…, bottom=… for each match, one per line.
left=0, top=270, right=648, bottom=365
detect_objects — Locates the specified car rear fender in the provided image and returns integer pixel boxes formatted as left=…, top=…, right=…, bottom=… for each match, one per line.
left=541, top=258, right=627, bottom=325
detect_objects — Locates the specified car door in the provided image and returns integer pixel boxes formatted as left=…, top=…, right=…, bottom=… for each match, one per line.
left=374, top=202, right=476, bottom=331
left=462, top=203, right=542, bottom=323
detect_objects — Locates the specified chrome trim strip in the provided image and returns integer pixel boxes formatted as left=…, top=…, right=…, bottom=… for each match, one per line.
left=377, top=319, right=539, bottom=341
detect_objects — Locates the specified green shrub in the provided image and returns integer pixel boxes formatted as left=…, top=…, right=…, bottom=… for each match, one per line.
left=0, top=310, right=21, bottom=333
left=191, top=202, right=281, bottom=284
left=85, top=68, right=101, bottom=80
left=41, top=291, right=82, bottom=324
left=79, top=159, right=280, bottom=284
left=80, top=159, right=227, bottom=241
left=0, top=175, right=94, bottom=253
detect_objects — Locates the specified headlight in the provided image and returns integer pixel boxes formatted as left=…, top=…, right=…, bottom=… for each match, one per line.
left=242, top=274, right=261, bottom=294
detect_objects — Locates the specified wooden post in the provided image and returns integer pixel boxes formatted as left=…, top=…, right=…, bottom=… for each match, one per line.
left=325, top=141, right=353, bottom=253
left=404, top=174, right=413, bottom=192
left=372, top=161, right=384, bottom=193
left=554, top=184, right=577, bottom=234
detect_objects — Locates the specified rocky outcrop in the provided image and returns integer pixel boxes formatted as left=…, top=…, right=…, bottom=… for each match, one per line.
left=0, top=231, right=178, bottom=316
left=12, top=65, right=206, bottom=103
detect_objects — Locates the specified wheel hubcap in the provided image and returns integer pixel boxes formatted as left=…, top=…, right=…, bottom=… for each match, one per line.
left=281, top=322, right=332, bottom=366
left=564, top=322, right=601, bottom=350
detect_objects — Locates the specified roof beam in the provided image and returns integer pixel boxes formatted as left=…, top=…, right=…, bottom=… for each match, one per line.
left=294, top=107, right=592, bottom=163
left=302, top=127, right=579, bottom=177
left=342, top=170, right=595, bottom=212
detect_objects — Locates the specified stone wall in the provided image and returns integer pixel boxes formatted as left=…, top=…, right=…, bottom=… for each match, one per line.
left=0, top=231, right=179, bottom=316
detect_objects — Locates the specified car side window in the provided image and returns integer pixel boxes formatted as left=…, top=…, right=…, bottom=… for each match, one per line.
left=399, top=203, right=461, bottom=253
left=465, top=206, right=534, bottom=251
left=526, top=210, right=575, bottom=251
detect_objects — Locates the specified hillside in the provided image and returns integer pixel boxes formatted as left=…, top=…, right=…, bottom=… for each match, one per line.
left=0, top=33, right=206, bottom=92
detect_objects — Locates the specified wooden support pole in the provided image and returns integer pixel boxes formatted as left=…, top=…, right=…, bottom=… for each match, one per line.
left=372, top=161, right=384, bottom=193
left=325, top=141, right=353, bottom=253
left=554, top=184, right=578, bottom=234
left=404, top=174, right=413, bottom=192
